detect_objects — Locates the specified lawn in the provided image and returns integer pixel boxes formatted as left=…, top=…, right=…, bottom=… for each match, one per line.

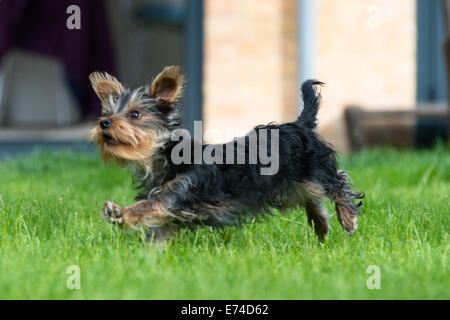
left=0, top=145, right=448, bottom=299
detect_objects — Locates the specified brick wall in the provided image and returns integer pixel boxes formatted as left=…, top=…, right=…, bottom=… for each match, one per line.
left=315, top=0, right=416, bottom=151
left=203, top=0, right=298, bottom=142
left=203, top=0, right=416, bottom=151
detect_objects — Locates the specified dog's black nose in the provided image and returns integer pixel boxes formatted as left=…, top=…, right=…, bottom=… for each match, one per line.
left=100, top=119, right=113, bottom=129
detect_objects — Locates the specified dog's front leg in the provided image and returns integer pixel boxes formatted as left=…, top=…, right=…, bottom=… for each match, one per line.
left=102, top=200, right=174, bottom=242
left=102, top=199, right=167, bottom=227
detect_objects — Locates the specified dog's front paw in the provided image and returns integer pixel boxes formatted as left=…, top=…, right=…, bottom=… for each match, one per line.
left=102, top=200, right=124, bottom=225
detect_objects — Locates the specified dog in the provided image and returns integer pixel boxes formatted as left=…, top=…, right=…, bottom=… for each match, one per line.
left=89, top=66, right=364, bottom=243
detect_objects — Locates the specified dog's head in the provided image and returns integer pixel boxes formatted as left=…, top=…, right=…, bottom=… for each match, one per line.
left=88, top=66, right=184, bottom=167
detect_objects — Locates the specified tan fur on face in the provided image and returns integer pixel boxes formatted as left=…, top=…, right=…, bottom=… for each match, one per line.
left=88, top=116, right=157, bottom=165
left=89, top=66, right=186, bottom=171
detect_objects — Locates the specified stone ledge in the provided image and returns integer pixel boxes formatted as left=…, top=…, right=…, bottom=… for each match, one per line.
left=0, top=122, right=94, bottom=142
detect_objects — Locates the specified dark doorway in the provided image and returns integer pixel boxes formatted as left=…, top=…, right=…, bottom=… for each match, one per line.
left=112, top=0, right=203, bottom=133
left=416, top=0, right=448, bottom=146
left=417, top=0, right=448, bottom=102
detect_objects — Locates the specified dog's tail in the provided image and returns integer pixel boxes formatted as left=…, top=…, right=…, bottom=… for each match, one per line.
left=298, top=80, right=324, bottom=130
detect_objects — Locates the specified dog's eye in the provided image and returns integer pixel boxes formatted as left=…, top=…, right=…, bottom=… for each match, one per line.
left=129, top=111, right=142, bottom=120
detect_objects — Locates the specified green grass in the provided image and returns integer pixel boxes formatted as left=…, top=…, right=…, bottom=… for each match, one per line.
left=0, top=145, right=448, bottom=299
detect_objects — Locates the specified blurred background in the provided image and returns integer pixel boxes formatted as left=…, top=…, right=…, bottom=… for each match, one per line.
left=0, top=0, right=448, bottom=158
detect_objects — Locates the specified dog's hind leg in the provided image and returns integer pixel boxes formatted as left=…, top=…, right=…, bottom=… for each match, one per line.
left=297, top=182, right=330, bottom=240
left=146, top=225, right=178, bottom=244
left=332, top=170, right=364, bottom=236
left=305, top=200, right=330, bottom=241
left=334, top=200, right=360, bottom=236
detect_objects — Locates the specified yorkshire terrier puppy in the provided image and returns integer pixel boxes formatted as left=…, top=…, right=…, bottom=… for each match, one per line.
left=89, top=66, right=364, bottom=243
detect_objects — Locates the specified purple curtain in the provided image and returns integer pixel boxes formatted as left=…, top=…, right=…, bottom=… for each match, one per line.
left=0, top=0, right=116, bottom=119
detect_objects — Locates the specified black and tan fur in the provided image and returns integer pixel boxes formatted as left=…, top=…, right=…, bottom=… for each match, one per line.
left=89, top=66, right=364, bottom=243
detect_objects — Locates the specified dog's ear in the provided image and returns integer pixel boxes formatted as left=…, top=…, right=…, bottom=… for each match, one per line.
left=149, top=66, right=185, bottom=105
left=89, top=72, right=125, bottom=112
